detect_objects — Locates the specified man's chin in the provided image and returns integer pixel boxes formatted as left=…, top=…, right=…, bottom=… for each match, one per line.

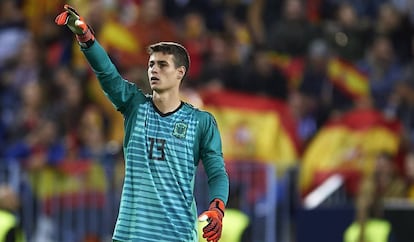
left=151, top=86, right=165, bottom=93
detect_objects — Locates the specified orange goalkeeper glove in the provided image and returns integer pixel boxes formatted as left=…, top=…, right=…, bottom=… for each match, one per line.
left=55, top=4, right=95, bottom=47
left=198, top=198, right=225, bottom=242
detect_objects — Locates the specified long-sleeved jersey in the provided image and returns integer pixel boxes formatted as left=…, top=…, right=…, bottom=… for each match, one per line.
left=82, top=41, right=229, bottom=242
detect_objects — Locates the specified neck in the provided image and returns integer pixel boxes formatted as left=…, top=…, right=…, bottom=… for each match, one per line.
left=152, top=90, right=182, bottom=114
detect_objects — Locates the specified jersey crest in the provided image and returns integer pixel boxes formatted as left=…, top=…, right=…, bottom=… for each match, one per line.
left=173, top=121, right=188, bottom=139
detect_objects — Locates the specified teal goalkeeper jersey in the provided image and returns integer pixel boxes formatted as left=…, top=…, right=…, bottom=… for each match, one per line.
left=82, top=42, right=229, bottom=242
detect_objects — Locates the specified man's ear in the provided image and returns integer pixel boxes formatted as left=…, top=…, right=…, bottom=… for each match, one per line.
left=177, top=66, right=186, bottom=80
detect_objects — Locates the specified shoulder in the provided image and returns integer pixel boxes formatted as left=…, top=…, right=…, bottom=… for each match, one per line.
left=144, top=93, right=152, bottom=100
left=135, top=92, right=153, bottom=105
left=124, top=91, right=151, bottom=112
left=183, top=103, right=216, bottom=122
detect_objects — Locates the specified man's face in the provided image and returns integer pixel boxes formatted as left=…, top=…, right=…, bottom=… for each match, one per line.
left=148, top=52, right=183, bottom=93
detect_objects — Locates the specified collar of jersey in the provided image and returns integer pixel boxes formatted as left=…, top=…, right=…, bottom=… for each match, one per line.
left=151, top=100, right=184, bottom=117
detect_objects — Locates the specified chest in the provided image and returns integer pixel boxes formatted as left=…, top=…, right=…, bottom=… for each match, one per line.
left=129, top=105, right=199, bottom=163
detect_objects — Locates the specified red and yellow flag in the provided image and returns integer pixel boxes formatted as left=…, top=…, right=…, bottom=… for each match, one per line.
left=268, top=52, right=305, bottom=89
left=299, top=108, right=401, bottom=196
left=327, top=57, right=370, bottom=100
left=268, top=52, right=369, bottom=100
left=201, top=90, right=300, bottom=174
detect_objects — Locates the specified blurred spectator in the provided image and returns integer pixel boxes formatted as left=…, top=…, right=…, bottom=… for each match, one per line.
left=76, top=105, right=119, bottom=180
left=0, top=38, right=41, bottom=136
left=343, top=178, right=395, bottom=242
left=223, top=12, right=253, bottom=66
left=5, top=117, right=64, bottom=171
left=321, top=0, right=388, bottom=20
left=246, top=0, right=266, bottom=46
left=240, top=47, right=289, bottom=100
left=0, top=37, right=40, bottom=125
left=21, top=0, right=63, bottom=37
left=48, top=67, right=88, bottom=136
left=10, top=39, right=41, bottom=88
left=246, top=0, right=283, bottom=46
left=122, top=0, right=179, bottom=69
left=35, top=13, right=73, bottom=68
left=357, top=34, right=403, bottom=110
left=372, top=21, right=413, bottom=145
left=0, top=0, right=30, bottom=69
left=295, top=39, right=354, bottom=142
left=391, top=0, right=414, bottom=25
left=323, top=2, right=371, bottom=62
left=390, top=59, right=414, bottom=148
left=373, top=151, right=406, bottom=200
left=179, top=11, right=210, bottom=87
left=197, top=34, right=244, bottom=91
left=404, top=150, right=414, bottom=201
left=164, top=0, right=226, bottom=31
left=6, top=81, right=46, bottom=143
left=373, top=3, right=413, bottom=64
left=0, top=184, right=25, bottom=242
left=267, top=0, right=318, bottom=57
left=0, top=120, right=6, bottom=157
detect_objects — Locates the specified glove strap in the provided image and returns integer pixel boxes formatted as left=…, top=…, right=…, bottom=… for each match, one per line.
left=209, top=198, right=225, bottom=218
left=76, top=27, right=95, bottom=48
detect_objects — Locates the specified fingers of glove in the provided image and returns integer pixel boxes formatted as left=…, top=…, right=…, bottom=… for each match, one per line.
left=64, top=4, right=80, bottom=18
left=206, top=232, right=221, bottom=242
left=203, top=229, right=220, bottom=240
left=200, top=209, right=223, bottom=241
left=203, top=227, right=221, bottom=242
left=55, top=12, right=69, bottom=25
left=202, top=220, right=221, bottom=237
left=202, top=218, right=218, bottom=232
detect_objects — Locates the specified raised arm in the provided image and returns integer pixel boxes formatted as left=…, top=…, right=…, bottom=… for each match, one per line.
left=55, top=4, right=143, bottom=112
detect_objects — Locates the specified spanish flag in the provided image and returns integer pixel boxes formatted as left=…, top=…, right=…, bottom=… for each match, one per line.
left=327, top=57, right=370, bottom=100
left=268, top=52, right=305, bottom=89
left=268, top=52, right=369, bottom=100
left=299, top=108, right=402, bottom=196
left=201, top=89, right=300, bottom=174
left=29, top=159, right=108, bottom=214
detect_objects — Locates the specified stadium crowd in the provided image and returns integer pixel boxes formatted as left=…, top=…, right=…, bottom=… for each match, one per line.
left=1, top=0, right=414, bottom=241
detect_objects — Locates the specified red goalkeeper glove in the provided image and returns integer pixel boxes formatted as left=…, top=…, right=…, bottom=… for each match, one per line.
left=198, top=198, right=225, bottom=242
left=55, top=4, right=95, bottom=47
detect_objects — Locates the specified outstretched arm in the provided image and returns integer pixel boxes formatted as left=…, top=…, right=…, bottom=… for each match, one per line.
left=55, top=4, right=143, bottom=112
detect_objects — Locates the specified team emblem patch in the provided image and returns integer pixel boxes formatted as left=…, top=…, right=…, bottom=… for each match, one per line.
left=173, top=122, right=187, bottom=139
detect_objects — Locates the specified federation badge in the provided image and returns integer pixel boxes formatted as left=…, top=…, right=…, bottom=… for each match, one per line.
left=173, top=122, right=187, bottom=139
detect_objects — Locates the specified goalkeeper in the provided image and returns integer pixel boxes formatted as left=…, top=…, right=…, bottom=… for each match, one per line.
left=55, top=4, right=229, bottom=242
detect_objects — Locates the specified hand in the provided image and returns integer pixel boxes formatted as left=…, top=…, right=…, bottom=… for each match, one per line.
left=198, top=199, right=225, bottom=242
left=55, top=5, right=94, bottom=43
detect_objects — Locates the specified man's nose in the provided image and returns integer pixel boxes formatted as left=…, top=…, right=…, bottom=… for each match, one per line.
left=150, top=66, right=159, bottom=73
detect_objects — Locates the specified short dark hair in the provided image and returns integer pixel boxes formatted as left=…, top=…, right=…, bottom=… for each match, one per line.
left=147, top=42, right=190, bottom=80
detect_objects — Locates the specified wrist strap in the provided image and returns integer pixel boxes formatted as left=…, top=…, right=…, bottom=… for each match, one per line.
left=76, top=27, right=95, bottom=48
left=209, top=198, right=225, bottom=217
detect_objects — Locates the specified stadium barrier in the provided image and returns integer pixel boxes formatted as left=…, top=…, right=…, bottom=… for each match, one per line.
left=0, top=160, right=119, bottom=242
left=1, top=160, right=285, bottom=242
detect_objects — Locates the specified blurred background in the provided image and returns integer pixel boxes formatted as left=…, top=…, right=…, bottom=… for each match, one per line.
left=1, top=0, right=414, bottom=241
